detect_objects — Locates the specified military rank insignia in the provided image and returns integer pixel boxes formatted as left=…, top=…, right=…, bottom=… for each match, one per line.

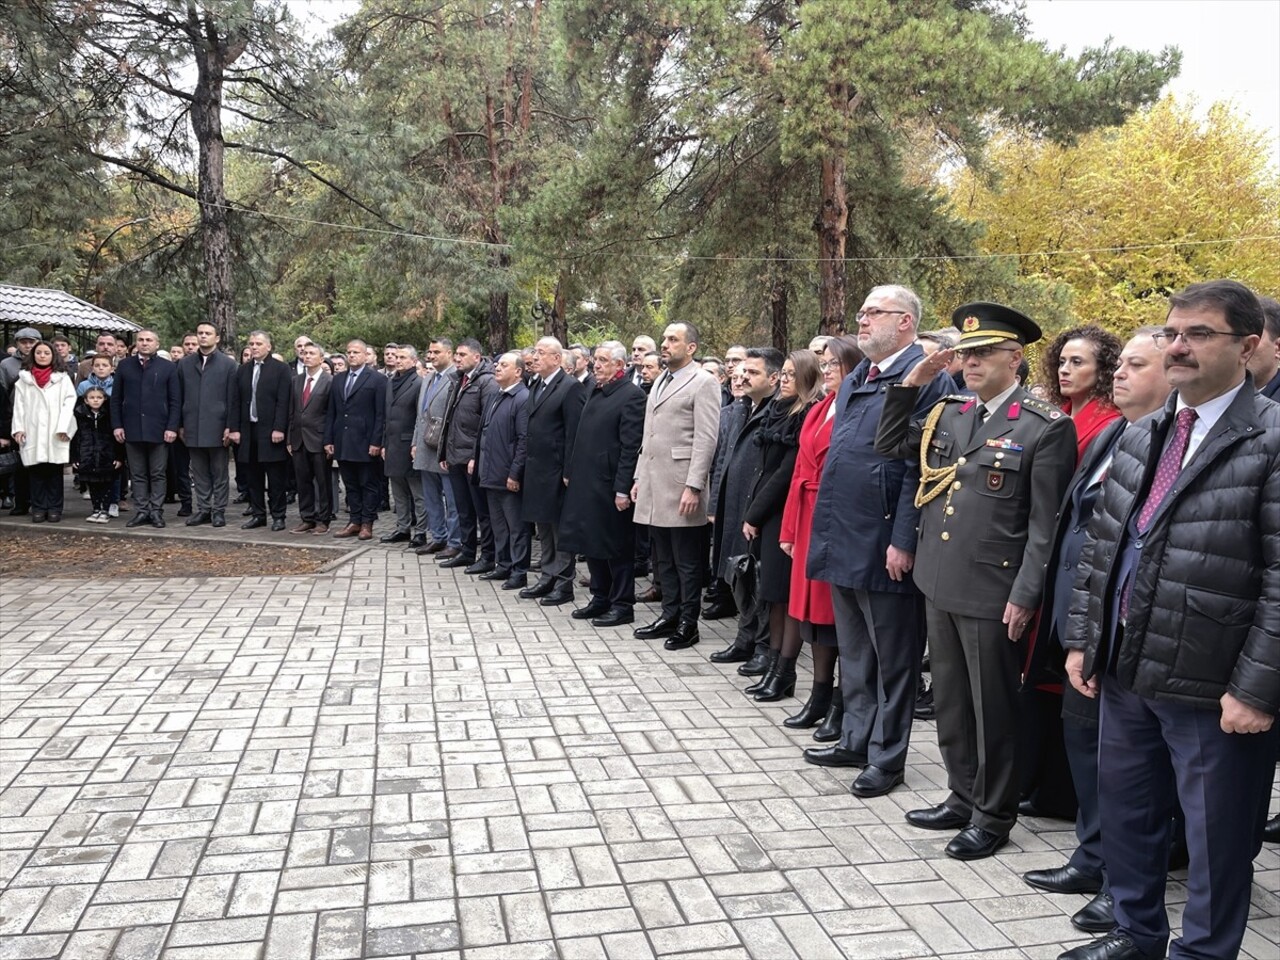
left=987, top=471, right=1004, bottom=491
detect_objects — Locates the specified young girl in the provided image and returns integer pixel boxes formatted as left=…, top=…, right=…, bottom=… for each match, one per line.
left=72, top=387, right=123, bottom=522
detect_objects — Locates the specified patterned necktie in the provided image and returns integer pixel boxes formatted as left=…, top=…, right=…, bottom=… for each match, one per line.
left=346, top=369, right=358, bottom=398
left=1137, top=408, right=1197, bottom=532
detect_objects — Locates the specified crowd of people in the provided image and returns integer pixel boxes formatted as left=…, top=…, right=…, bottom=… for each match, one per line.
left=2, top=277, right=1278, bottom=960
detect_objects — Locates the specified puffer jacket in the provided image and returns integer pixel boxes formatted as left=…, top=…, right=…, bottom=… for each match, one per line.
left=71, top=401, right=123, bottom=481
left=1066, top=382, right=1280, bottom=715
left=440, top=358, right=498, bottom=467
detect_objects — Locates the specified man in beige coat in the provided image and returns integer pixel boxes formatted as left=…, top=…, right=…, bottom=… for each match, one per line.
left=631, top=322, right=722, bottom=650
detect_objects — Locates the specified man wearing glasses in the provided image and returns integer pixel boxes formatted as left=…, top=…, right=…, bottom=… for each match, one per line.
left=1059, top=280, right=1280, bottom=960
left=875, top=301, right=1077, bottom=860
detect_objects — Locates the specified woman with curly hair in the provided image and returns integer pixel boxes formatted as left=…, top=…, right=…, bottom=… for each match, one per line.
left=1039, top=324, right=1123, bottom=464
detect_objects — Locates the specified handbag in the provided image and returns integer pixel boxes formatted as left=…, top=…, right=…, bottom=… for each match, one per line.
left=726, top=548, right=760, bottom=614
left=424, top=415, right=445, bottom=448
left=0, top=449, right=19, bottom=476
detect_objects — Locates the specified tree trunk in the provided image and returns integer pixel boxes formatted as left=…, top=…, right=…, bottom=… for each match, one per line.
left=769, top=256, right=789, bottom=352
left=550, top=271, right=569, bottom=345
left=816, top=151, right=848, bottom=336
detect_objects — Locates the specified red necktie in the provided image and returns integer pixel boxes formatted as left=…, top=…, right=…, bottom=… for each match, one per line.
left=868, top=365, right=881, bottom=380
left=302, top=377, right=313, bottom=406
left=1137, top=408, right=1196, bottom=531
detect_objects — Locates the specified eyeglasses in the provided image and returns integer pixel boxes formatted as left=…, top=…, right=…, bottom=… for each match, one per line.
left=856, top=308, right=908, bottom=321
left=818, top=361, right=840, bottom=372
left=779, top=371, right=795, bottom=381
left=955, top=344, right=1018, bottom=360
left=1151, top=327, right=1249, bottom=347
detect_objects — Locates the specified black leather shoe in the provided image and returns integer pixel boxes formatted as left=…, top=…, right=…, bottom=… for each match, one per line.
left=477, top=569, right=510, bottom=582
left=270, top=518, right=286, bottom=531
left=572, top=599, right=610, bottom=620
left=242, top=517, right=267, bottom=529
left=519, top=578, right=556, bottom=600
left=151, top=515, right=166, bottom=528
left=592, top=607, right=634, bottom=627
left=176, top=505, right=192, bottom=517
left=634, top=616, right=678, bottom=640
left=1264, top=815, right=1280, bottom=844
left=945, top=825, right=1009, bottom=861
left=185, top=513, right=211, bottom=526
left=905, top=804, right=970, bottom=831
left=464, top=560, right=496, bottom=575
left=850, top=765, right=904, bottom=798
left=501, top=575, right=528, bottom=590
left=663, top=620, right=700, bottom=650
left=1071, top=891, right=1116, bottom=934
left=701, top=600, right=738, bottom=620
left=409, top=535, right=427, bottom=549
left=211, top=512, right=225, bottom=528
left=126, top=513, right=151, bottom=528
left=913, top=681, right=936, bottom=720
left=381, top=530, right=411, bottom=544
left=1058, top=933, right=1146, bottom=960
left=709, top=644, right=753, bottom=664
left=802, top=746, right=866, bottom=768
left=737, top=649, right=771, bottom=676
left=1023, top=864, right=1104, bottom=896
left=439, top=554, right=473, bottom=569
left=540, top=586, right=574, bottom=607
left=243, top=505, right=254, bottom=516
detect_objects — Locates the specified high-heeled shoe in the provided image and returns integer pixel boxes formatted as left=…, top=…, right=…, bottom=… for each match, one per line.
left=744, top=649, right=779, bottom=695
left=783, top=681, right=833, bottom=728
left=753, top=656, right=797, bottom=702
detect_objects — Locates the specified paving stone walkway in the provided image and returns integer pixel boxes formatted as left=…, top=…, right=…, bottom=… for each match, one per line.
left=1, top=505, right=1277, bottom=959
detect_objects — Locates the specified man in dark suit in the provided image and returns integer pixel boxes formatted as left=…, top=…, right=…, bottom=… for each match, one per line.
left=382, top=345, right=428, bottom=547
left=472, top=352, right=530, bottom=589
left=518, top=337, right=586, bottom=606
left=876, top=302, right=1077, bottom=860
left=111, top=329, right=180, bottom=527
left=1249, top=295, right=1280, bottom=402
left=227, top=330, right=292, bottom=531
left=439, top=340, right=498, bottom=569
left=177, top=321, right=236, bottom=527
left=289, top=343, right=332, bottom=535
left=805, top=286, right=952, bottom=799
left=560, top=341, right=647, bottom=626
left=326, top=338, right=386, bottom=541
left=626, top=336, right=655, bottom=389
left=1061, top=281, right=1280, bottom=960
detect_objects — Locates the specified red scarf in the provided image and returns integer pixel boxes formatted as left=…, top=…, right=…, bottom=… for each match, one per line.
left=31, top=365, right=53, bottom=388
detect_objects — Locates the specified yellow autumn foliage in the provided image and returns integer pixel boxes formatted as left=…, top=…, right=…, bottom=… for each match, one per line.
left=946, top=96, right=1280, bottom=338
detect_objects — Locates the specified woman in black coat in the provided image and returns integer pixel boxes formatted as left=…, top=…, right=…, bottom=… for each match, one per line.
left=743, top=350, right=822, bottom=701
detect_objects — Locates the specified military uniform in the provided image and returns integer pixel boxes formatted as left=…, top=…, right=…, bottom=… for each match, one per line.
left=875, top=302, right=1077, bottom=854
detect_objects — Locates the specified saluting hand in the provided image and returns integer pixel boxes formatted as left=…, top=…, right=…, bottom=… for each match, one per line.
left=902, top=348, right=955, bottom=388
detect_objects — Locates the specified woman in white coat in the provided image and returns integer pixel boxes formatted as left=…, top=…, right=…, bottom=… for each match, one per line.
left=11, top=340, right=77, bottom=522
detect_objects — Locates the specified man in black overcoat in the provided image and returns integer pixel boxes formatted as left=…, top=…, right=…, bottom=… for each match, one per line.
left=227, top=330, right=292, bottom=531
left=559, top=342, right=647, bottom=627
left=326, top=338, right=386, bottom=540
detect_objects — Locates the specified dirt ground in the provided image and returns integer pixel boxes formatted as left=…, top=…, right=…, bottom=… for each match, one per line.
left=0, top=528, right=339, bottom=579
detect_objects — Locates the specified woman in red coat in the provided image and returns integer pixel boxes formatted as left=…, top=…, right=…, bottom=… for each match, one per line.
left=1040, top=324, right=1123, bottom=465
left=777, top=335, right=865, bottom=730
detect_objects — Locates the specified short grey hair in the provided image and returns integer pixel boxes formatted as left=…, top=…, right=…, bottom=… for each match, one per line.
left=866, top=284, right=923, bottom=330
left=399, top=345, right=418, bottom=361
left=597, top=340, right=627, bottom=362
left=498, top=351, right=522, bottom=366
left=916, top=328, right=958, bottom=349
left=248, top=329, right=273, bottom=346
left=536, top=336, right=563, bottom=356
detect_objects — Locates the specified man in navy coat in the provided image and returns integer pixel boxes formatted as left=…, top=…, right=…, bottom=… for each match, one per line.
left=111, top=329, right=180, bottom=527
left=805, top=285, right=952, bottom=797
left=472, top=353, right=530, bottom=589
left=325, top=338, right=386, bottom=541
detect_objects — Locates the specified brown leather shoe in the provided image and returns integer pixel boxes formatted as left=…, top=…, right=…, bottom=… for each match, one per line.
left=312, top=524, right=330, bottom=535
left=638, top=585, right=662, bottom=604
left=358, top=523, right=374, bottom=540
left=334, top=523, right=361, bottom=538
left=291, top=521, right=316, bottom=534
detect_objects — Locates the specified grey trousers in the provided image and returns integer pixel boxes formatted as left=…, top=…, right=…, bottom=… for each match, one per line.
left=832, top=587, right=922, bottom=774
left=534, top=521, right=575, bottom=587
left=187, top=445, right=230, bottom=514
left=487, top=488, right=530, bottom=574
left=389, top=473, right=427, bottom=536
left=125, top=441, right=168, bottom=515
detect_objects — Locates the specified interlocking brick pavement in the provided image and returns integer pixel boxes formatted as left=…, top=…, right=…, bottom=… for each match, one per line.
left=1, top=507, right=1277, bottom=959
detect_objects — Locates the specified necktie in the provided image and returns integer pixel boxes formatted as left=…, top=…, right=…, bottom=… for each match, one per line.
left=867, top=365, right=881, bottom=381
left=250, top=361, right=261, bottom=421
left=1137, top=408, right=1196, bottom=531
left=346, top=369, right=359, bottom=398
left=302, top=376, right=313, bottom=406
left=655, top=371, right=672, bottom=399
left=201, top=353, right=208, bottom=371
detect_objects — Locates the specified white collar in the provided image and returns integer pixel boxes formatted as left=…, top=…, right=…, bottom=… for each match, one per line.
left=978, top=380, right=1021, bottom=415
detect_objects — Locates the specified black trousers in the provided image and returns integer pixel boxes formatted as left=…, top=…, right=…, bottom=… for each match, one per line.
left=650, top=525, right=705, bottom=623
left=167, top=438, right=191, bottom=508
left=338, top=459, right=380, bottom=525
left=1017, top=687, right=1079, bottom=820
left=26, top=462, right=64, bottom=513
left=241, top=426, right=288, bottom=520
left=586, top=556, right=635, bottom=609
left=486, top=487, right=529, bottom=574
left=447, top=463, right=492, bottom=561
left=293, top=447, right=329, bottom=524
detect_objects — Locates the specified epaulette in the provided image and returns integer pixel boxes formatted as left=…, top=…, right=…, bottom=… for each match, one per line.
left=939, top=394, right=970, bottom=404
left=1018, top=396, right=1066, bottom=421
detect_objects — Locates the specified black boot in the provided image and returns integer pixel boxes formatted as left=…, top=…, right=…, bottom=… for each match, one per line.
left=738, top=647, right=772, bottom=677
left=812, top=698, right=844, bottom=742
left=754, top=656, right=797, bottom=702
left=744, top=650, right=780, bottom=695
left=783, top=681, right=833, bottom=729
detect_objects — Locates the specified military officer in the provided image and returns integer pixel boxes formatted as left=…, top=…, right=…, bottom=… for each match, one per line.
left=875, top=302, right=1077, bottom=860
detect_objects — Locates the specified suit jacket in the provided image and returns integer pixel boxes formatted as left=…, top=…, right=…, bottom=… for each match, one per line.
left=110, top=354, right=180, bottom=443
left=228, top=357, right=292, bottom=463
left=325, top=365, right=387, bottom=462
left=520, top=369, right=586, bottom=523
left=807, top=347, right=953, bottom=593
left=177, top=350, right=237, bottom=447
left=289, top=368, right=332, bottom=453
left=559, top=377, right=647, bottom=560
left=875, top=383, right=1077, bottom=619
left=1261, top=369, right=1280, bottom=402
left=382, top=371, right=422, bottom=477
left=475, top=383, right=529, bottom=490
left=713, top=395, right=773, bottom=579
left=411, top=366, right=458, bottom=474
left=633, top=363, right=722, bottom=528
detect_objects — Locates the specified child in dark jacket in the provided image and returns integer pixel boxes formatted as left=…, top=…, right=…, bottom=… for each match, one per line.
left=71, top=387, right=123, bottom=522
